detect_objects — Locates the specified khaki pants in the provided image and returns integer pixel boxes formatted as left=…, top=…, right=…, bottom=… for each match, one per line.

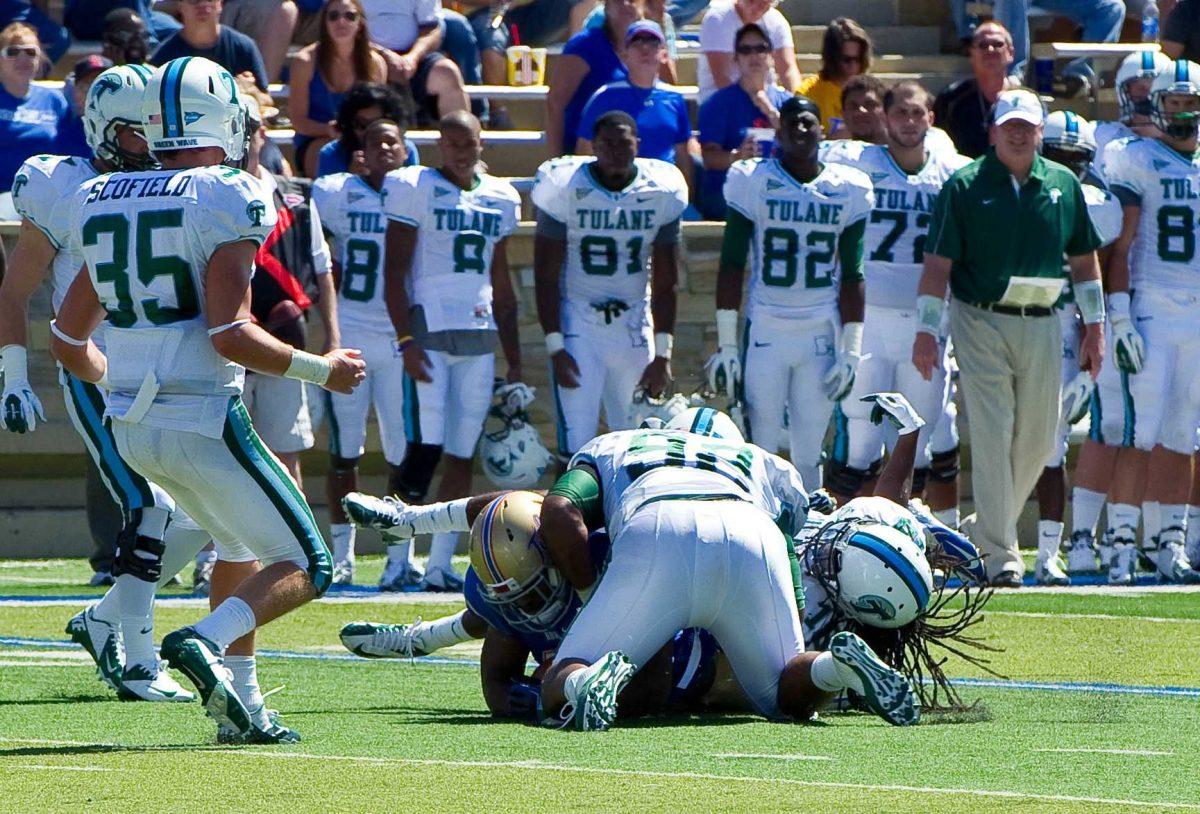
left=950, top=300, right=1062, bottom=579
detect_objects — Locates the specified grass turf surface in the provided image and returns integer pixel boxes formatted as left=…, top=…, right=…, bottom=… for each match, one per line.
left=2, top=557, right=1199, bottom=813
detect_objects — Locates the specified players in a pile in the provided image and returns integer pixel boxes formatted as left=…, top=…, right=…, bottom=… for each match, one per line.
left=50, top=57, right=365, bottom=742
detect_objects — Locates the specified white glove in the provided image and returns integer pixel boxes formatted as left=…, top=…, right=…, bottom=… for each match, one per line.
left=493, top=380, right=536, bottom=417
left=1111, top=317, right=1145, bottom=374
left=1061, top=370, right=1096, bottom=425
left=704, top=346, right=741, bottom=401
left=823, top=322, right=864, bottom=401
left=1, top=344, right=46, bottom=434
left=861, top=392, right=926, bottom=435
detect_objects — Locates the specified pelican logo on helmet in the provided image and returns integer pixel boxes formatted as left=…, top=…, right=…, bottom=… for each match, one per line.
left=851, top=594, right=897, bottom=621
left=92, top=74, right=123, bottom=101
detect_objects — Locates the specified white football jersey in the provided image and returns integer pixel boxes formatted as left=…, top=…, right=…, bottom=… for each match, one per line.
left=1093, top=120, right=1133, bottom=178
left=724, top=158, right=874, bottom=321
left=11, top=153, right=99, bottom=312
left=72, top=165, right=277, bottom=438
left=312, top=173, right=392, bottom=335
left=823, top=142, right=970, bottom=309
left=818, top=127, right=957, bottom=165
left=1104, top=137, right=1200, bottom=293
left=1083, top=182, right=1122, bottom=247
left=383, top=166, right=521, bottom=333
left=570, top=428, right=809, bottom=540
left=531, top=156, right=688, bottom=308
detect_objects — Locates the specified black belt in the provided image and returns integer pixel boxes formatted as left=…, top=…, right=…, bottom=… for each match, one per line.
left=967, top=301, right=1054, bottom=318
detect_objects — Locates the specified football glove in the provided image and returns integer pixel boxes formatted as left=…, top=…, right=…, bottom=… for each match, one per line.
left=1060, top=370, right=1096, bottom=425
left=492, top=380, right=536, bottom=418
left=862, top=392, right=926, bottom=435
left=1111, top=316, right=1145, bottom=374
left=704, top=346, right=741, bottom=401
left=823, top=351, right=862, bottom=402
left=1, top=344, right=45, bottom=434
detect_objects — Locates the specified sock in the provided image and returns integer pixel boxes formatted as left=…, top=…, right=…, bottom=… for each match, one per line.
left=933, top=507, right=960, bottom=529
left=196, top=545, right=217, bottom=568
left=809, top=651, right=862, bottom=695
left=117, top=574, right=158, bottom=668
left=427, top=532, right=457, bottom=574
left=193, top=596, right=257, bottom=653
left=1107, top=503, right=1141, bottom=542
left=1161, top=503, right=1188, bottom=539
left=225, top=655, right=270, bottom=728
left=1142, top=501, right=1161, bottom=550
left=136, top=506, right=170, bottom=540
left=91, top=583, right=122, bottom=624
left=1070, top=488, right=1106, bottom=536
left=1037, top=520, right=1064, bottom=559
left=1188, top=506, right=1200, bottom=548
left=414, top=610, right=471, bottom=653
left=562, top=660, right=607, bottom=705
left=385, top=538, right=412, bottom=568
left=331, top=523, right=355, bottom=564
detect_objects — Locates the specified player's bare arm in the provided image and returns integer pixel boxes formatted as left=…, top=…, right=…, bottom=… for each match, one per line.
left=315, top=268, right=340, bottom=353
left=539, top=465, right=602, bottom=594
left=912, top=252, right=952, bottom=380
left=48, top=266, right=108, bottom=384
left=480, top=628, right=539, bottom=718
left=1067, top=251, right=1105, bottom=377
left=639, top=239, right=680, bottom=397
left=706, top=210, right=750, bottom=398
left=490, top=238, right=522, bottom=383
left=1106, top=204, right=1144, bottom=373
left=0, top=220, right=57, bottom=348
left=533, top=218, right=579, bottom=388
left=382, top=219, right=431, bottom=382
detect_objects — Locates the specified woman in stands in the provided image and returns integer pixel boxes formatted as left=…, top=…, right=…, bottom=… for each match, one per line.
left=0, top=22, right=68, bottom=196
left=288, top=0, right=386, bottom=178
left=796, top=17, right=873, bottom=134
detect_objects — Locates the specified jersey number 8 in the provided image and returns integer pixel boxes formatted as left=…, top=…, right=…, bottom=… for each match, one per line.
left=762, top=227, right=835, bottom=288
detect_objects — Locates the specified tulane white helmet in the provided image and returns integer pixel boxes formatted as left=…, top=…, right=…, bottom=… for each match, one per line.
left=1115, top=49, right=1172, bottom=120
left=480, top=415, right=553, bottom=489
left=664, top=406, right=744, bottom=443
left=628, top=390, right=692, bottom=429
left=83, top=63, right=155, bottom=171
left=141, top=56, right=246, bottom=160
left=1151, top=60, right=1200, bottom=139
left=832, top=521, right=934, bottom=629
left=1040, top=111, right=1095, bottom=179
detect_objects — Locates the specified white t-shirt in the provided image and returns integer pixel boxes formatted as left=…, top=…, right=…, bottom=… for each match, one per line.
left=361, top=0, right=439, bottom=53
left=698, top=1, right=795, bottom=103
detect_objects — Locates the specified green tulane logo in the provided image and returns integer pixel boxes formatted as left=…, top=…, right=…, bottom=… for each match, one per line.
left=246, top=200, right=267, bottom=227
left=851, top=594, right=897, bottom=622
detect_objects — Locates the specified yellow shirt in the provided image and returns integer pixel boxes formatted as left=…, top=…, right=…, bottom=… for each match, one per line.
left=797, top=75, right=843, bottom=131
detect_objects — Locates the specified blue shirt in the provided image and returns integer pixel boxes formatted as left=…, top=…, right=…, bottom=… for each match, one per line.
left=315, top=136, right=420, bottom=178
left=560, top=27, right=626, bottom=156
left=697, top=83, right=791, bottom=210
left=578, top=81, right=690, bottom=163
left=55, top=111, right=90, bottom=160
left=151, top=26, right=269, bottom=90
left=0, top=84, right=68, bottom=193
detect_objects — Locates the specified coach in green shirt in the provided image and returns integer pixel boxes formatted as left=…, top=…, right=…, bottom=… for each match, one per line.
left=910, top=89, right=1106, bottom=586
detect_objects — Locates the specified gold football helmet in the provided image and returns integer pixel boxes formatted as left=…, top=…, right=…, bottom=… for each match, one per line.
left=469, top=491, right=573, bottom=633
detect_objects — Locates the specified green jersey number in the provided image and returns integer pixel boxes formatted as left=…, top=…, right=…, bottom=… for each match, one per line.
left=81, top=209, right=198, bottom=328
left=453, top=233, right=489, bottom=274
left=762, top=228, right=837, bottom=288
left=1157, top=205, right=1196, bottom=262
left=580, top=235, right=644, bottom=275
left=624, top=430, right=754, bottom=484
left=869, top=210, right=931, bottom=264
left=341, top=238, right=380, bottom=302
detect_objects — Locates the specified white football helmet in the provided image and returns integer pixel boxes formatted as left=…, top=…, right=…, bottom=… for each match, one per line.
left=664, top=406, right=744, bottom=444
left=830, top=521, right=934, bottom=629
left=1151, top=60, right=1200, bottom=140
left=84, top=64, right=156, bottom=171
left=1040, top=111, right=1095, bottom=179
left=141, top=57, right=245, bottom=160
left=628, top=390, right=693, bottom=429
left=480, top=415, right=553, bottom=489
left=1115, top=49, right=1172, bottom=120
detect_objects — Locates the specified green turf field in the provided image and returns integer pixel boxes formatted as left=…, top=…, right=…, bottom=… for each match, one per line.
left=2, top=556, right=1198, bottom=813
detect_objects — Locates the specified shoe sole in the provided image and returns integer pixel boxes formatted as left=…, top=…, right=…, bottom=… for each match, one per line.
left=116, top=683, right=196, bottom=703
left=163, top=637, right=251, bottom=734
left=576, top=652, right=636, bottom=731
left=830, top=634, right=919, bottom=727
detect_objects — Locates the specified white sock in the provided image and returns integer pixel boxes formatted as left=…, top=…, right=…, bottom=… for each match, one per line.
left=1142, top=501, right=1161, bottom=549
left=225, top=654, right=269, bottom=728
left=1107, top=503, right=1141, bottom=542
left=91, top=583, right=122, bottom=624
left=809, top=651, right=862, bottom=694
left=117, top=574, right=158, bottom=668
left=331, top=523, right=355, bottom=564
left=933, top=507, right=960, bottom=529
left=1188, top=506, right=1200, bottom=548
left=196, top=544, right=217, bottom=568
left=1070, top=488, right=1106, bottom=536
left=427, top=532, right=457, bottom=574
left=562, top=660, right=608, bottom=705
left=413, top=610, right=472, bottom=653
left=193, top=596, right=257, bottom=653
left=136, top=506, right=170, bottom=541
left=385, top=538, right=412, bottom=568
left=1161, top=503, right=1188, bottom=536
left=1037, top=520, right=1064, bottom=559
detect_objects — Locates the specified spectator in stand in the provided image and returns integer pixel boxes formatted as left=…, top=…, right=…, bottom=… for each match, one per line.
left=546, top=0, right=643, bottom=156
left=150, top=0, right=269, bottom=91
left=698, top=0, right=801, bottom=103
left=57, top=55, right=114, bottom=160
left=584, top=0, right=679, bottom=82
left=797, top=18, right=873, bottom=134
left=220, top=0, right=298, bottom=82
left=65, top=0, right=180, bottom=47
left=697, top=22, right=790, bottom=219
left=0, top=23, right=68, bottom=194
left=934, top=21, right=1015, bottom=158
left=993, top=0, right=1124, bottom=93
left=1164, top=0, right=1200, bottom=61
left=100, top=9, right=152, bottom=65
left=289, top=0, right=387, bottom=178
left=448, top=2, right=516, bottom=127
left=316, top=81, right=420, bottom=177
left=0, top=0, right=69, bottom=64
left=360, top=0, right=469, bottom=124
left=502, top=0, right=596, bottom=46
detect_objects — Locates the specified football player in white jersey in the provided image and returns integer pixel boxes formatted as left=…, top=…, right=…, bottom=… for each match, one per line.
left=51, top=57, right=365, bottom=741
left=1103, top=60, right=1200, bottom=584
left=1094, top=50, right=1173, bottom=177
left=313, top=119, right=412, bottom=588
left=0, top=64, right=209, bottom=704
left=381, top=111, right=523, bottom=592
left=532, top=111, right=689, bottom=458
left=821, top=80, right=970, bottom=505
left=708, top=95, right=873, bottom=490
left=1029, top=111, right=1123, bottom=584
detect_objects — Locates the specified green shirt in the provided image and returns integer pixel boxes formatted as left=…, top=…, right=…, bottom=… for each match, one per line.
left=926, top=149, right=1102, bottom=305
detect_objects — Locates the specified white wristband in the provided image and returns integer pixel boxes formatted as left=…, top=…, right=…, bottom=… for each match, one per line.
left=284, top=349, right=332, bottom=385
left=839, top=321, right=864, bottom=356
left=1075, top=278, right=1106, bottom=325
left=410, top=498, right=472, bottom=536
left=544, top=331, right=565, bottom=355
left=653, top=332, right=673, bottom=360
left=48, top=321, right=88, bottom=347
left=1107, top=291, right=1131, bottom=322
left=1, top=343, right=30, bottom=382
left=915, top=294, right=945, bottom=337
left=716, top=309, right=738, bottom=348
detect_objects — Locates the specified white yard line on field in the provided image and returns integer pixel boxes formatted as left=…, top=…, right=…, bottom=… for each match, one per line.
left=1035, top=748, right=1175, bottom=757
left=13, top=764, right=115, bottom=772
left=713, top=753, right=833, bottom=761
left=988, top=610, right=1200, bottom=624
left=0, top=592, right=465, bottom=608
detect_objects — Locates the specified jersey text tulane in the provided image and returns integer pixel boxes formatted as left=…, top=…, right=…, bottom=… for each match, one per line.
left=312, top=173, right=392, bottom=335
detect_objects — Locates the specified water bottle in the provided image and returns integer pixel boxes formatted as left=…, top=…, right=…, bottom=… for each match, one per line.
left=1142, top=0, right=1160, bottom=43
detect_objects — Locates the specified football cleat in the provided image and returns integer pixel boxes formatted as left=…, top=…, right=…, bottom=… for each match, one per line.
left=419, top=566, right=464, bottom=593
left=339, top=620, right=430, bottom=659
left=1155, top=535, right=1200, bottom=584
left=1066, top=531, right=1099, bottom=573
left=1187, top=534, right=1200, bottom=571
left=65, top=606, right=124, bottom=691
left=1107, top=540, right=1137, bottom=585
left=217, top=708, right=300, bottom=745
left=558, top=650, right=636, bottom=732
left=160, top=627, right=251, bottom=736
left=343, top=492, right=406, bottom=532
left=1034, top=553, right=1070, bottom=586
left=117, top=661, right=196, bottom=703
left=378, top=559, right=424, bottom=593
left=192, top=559, right=214, bottom=597
left=828, top=631, right=919, bottom=726
left=331, top=559, right=355, bottom=586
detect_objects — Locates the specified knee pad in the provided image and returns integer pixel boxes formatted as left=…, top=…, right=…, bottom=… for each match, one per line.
left=330, top=455, right=360, bottom=475
left=911, top=466, right=930, bottom=495
left=825, top=458, right=879, bottom=497
left=112, top=524, right=166, bottom=582
left=392, top=443, right=443, bottom=501
left=929, top=446, right=960, bottom=484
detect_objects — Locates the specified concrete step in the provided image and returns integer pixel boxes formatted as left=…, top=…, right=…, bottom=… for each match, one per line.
left=780, top=0, right=899, bottom=26
left=792, top=25, right=942, bottom=54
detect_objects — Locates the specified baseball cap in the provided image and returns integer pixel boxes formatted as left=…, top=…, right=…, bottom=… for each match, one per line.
left=780, top=95, right=821, bottom=120
left=992, top=89, right=1044, bottom=126
left=73, top=54, right=113, bottom=84
left=625, top=20, right=665, bottom=44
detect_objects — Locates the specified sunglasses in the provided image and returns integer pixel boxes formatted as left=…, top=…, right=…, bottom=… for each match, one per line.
left=627, top=34, right=662, bottom=46
left=327, top=10, right=360, bottom=22
left=2, top=45, right=39, bottom=59
left=736, top=43, right=771, bottom=55
left=839, top=53, right=863, bottom=65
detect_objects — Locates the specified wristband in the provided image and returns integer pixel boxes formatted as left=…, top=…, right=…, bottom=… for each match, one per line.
left=1107, top=291, right=1131, bottom=322
left=207, top=319, right=250, bottom=337
left=915, top=294, right=945, bottom=337
left=1075, top=279, right=1106, bottom=325
left=839, top=321, right=864, bottom=357
left=716, top=309, right=738, bottom=348
left=653, top=332, right=673, bottom=360
left=396, top=334, right=414, bottom=351
left=96, top=365, right=110, bottom=391
left=410, top=497, right=472, bottom=536
left=284, top=349, right=332, bottom=385
left=544, top=331, right=565, bottom=355
left=48, top=321, right=88, bottom=348
left=1, top=343, right=30, bottom=382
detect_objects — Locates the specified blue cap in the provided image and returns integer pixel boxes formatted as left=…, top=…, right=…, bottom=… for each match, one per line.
left=625, top=20, right=666, bottom=44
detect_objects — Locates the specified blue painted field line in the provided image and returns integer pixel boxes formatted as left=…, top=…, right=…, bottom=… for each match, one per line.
left=3, top=635, right=1199, bottom=699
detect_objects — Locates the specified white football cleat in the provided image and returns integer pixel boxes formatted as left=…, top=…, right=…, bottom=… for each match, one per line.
left=1156, top=533, right=1200, bottom=584
left=378, top=559, right=424, bottom=593
left=118, top=661, right=196, bottom=702
left=559, top=650, right=636, bottom=731
left=65, top=606, right=124, bottom=691
left=828, top=631, right=919, bottom=726
left=343, top=492, right=406, bottom=532
left=1107, top=541, right=1137, bottom=585
left=419, top=566, right=464, bottom=593
left=1035, top=553, right=1070, bottom=586
left=1065, top=531, right=1099, bottom=573
left=331, top=559, right=355, bottom=586
left=339, top=620, right=430, bottom=659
